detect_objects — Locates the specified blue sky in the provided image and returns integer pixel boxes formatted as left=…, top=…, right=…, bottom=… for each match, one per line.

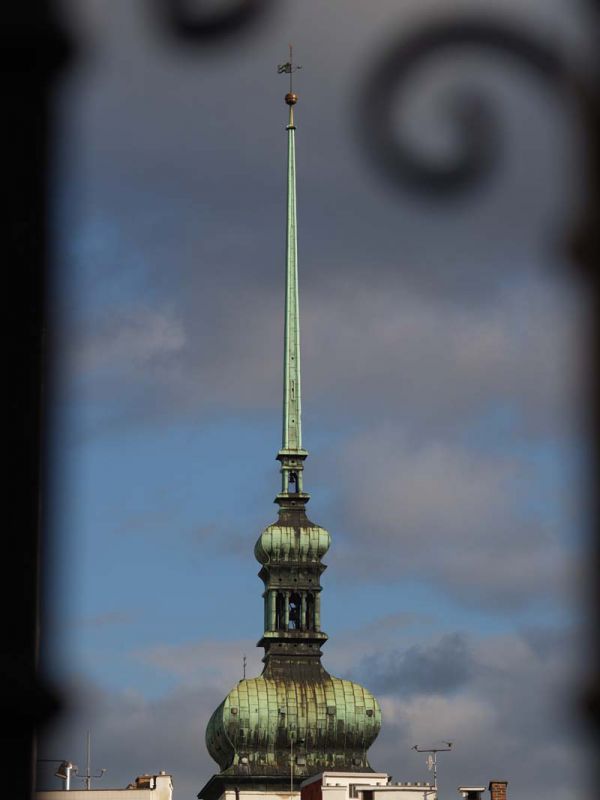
left=39, top=1, right=593, bottom=798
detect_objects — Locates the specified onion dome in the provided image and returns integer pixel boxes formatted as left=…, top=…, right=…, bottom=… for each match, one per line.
left=254, top=512, right=331, bottom=565
left=206, top=675, right=381, bottom=778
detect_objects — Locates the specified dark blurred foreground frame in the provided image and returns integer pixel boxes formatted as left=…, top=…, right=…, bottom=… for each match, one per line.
left=3, top=2, right=598, bottom=799
left=2, top=2, right=273, bottom=797
left=2, top=3, right=70, bottom=797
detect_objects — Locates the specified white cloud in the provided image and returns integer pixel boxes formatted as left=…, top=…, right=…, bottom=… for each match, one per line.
left=39, top=678, right=221, bottom=799
left=59, top=263, right=583, bottom=441
left=325, top=425, right=570, bottom=608
left=364, top=627, right=588, bottom=800
left=131, top=638, right=263, bottom=692
left=72, top=306, right=186, bottom=375
left=40, top=626, right=589, bottom=800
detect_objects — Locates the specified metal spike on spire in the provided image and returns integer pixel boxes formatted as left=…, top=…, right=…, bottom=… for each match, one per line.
left=276, top=48, right=308, bottom=503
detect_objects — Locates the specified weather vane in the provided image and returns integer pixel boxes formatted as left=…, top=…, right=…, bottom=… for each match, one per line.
left=277, top=44, right=302, bottom=94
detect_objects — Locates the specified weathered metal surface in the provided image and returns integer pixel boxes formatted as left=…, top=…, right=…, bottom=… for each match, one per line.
left=254, top=515, right=331, bottom=564
left=256, top=501, right=329, bottom=662
left=205, top=675, right=381, bottom=777
left=276, top=94, right=307, bottom=501
left=200, top=85, right=381, bottom=799
left=282, top=102, right=301, bottom=454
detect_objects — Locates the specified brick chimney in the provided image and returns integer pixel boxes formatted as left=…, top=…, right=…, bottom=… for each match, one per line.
left=489, top=781, right=507, bottom=800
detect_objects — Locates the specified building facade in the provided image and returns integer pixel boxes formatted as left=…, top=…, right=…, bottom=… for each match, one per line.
left=37, top=773, right=173, bottom=800
left=300, top=772, right=435, bottom=800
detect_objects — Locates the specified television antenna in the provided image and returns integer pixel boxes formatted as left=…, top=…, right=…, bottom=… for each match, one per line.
left=78, top=731, right=107, bottom=789
left=412, top=741, right=453, bottom=791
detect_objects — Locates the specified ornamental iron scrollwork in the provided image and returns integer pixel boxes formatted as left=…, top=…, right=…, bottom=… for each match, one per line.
left=355, top=14, right=598, bottom=278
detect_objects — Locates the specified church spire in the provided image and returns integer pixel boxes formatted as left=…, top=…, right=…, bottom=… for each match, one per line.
left=199, top=57, right=381, bottom=800
left=276, top=46, right=308, bottom=502
left=282, top=83, right=300, bottom=453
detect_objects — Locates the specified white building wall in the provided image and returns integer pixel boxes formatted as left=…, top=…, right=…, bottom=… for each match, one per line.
left=301, top=772, right=435, bottom=800
left=36, top=774, right=173, bottom=800
left=221, top=790, right=299, bottom=800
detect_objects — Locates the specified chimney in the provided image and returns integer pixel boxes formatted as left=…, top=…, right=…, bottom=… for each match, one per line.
left=135, top=775, right=155, bottom=789
left=489, top=781, right=507, bottom=800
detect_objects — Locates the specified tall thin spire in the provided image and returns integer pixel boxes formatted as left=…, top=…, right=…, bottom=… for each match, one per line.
left=199, top=60, right=382, bottom=800
left=282, top=78, right=300, bottom=451
left=276, top=47, right=307, bottom=502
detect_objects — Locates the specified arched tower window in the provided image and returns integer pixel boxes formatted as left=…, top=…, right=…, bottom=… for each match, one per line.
left=289, top=592, right=301, bottom=629
left=275, top=592, right=286, bottom=630
left=288, top=470, right=299, bottom=493
left=306, top=592, right=315, bottom=631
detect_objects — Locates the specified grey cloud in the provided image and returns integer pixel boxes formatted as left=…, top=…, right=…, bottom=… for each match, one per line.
left=56, top=279, right=577, bottom=609
left=53, top=0, right=587, bottom=441
left=321, top=425, right=570, bottom=609
left=367, top=626, right=589, bottom=800
left=131, top=638, right=263, bottom=690
left=60, top=0, right=582, bottom=277
left=55, top=273, right=579, bottom=611
left=73, top=307, right=186, bottom=374
left=43, top=2, right=591, bottom=797
left=354, top=633, right=474, bottom=697
left=38, top=677, right=220, bottom=799
left=40, top=625, right=590, bottom=800
left=60, top=271, right=582, bottom=443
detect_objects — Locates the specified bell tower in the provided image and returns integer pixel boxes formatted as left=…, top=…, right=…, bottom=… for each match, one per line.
left=256, top=72, right=329, bottom=680
left=199, top=52, right=381, bottom=800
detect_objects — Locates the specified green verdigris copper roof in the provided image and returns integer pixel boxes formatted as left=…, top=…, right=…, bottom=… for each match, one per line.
left=254, top=519, right=331, bottom=564
left=206, top=675, right=381, bottom=777
left=198, top=68, right=382, bottom=800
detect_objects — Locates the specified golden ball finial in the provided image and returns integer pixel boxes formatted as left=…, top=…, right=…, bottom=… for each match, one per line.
left=285, top=92, right=298, bottom=106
